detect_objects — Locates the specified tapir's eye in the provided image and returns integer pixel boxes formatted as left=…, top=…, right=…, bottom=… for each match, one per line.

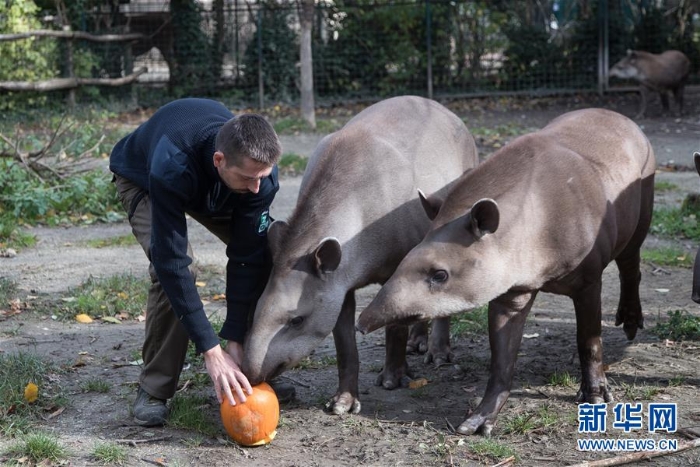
left=430, top=269, right=449, bottom=284
left=290, top=316, right=304, bottom=327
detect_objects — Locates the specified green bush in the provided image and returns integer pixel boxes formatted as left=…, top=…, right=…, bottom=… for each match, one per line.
left=0, top=0, right=59, bottom=110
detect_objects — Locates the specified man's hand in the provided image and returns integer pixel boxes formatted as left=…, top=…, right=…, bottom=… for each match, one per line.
left=203, top=344, right=253, bottom=406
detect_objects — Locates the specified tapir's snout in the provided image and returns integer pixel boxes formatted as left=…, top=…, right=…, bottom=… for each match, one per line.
left=356, top=278, right=423, bottom=334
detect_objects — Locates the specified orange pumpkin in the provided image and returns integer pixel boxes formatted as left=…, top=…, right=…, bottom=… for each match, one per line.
left=220, top=382, right=280, bottom=446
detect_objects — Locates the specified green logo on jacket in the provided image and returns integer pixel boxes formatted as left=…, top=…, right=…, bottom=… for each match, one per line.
left=257, top=210, right=270, bottom=235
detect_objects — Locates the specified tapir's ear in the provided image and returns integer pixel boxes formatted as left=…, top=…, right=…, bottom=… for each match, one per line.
left=694, top=152, right=700, bottom=176
left=313, top=237, right=342, bottom=274
left=267, top=220, right=288, bottom=257
left=418, top=189, right=443, bottom=221
left=466, top=198, right=499, bottom=238
left=626, top=49, right=633, bottom=57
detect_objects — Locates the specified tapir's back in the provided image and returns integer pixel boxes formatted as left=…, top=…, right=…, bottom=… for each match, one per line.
left=294, top=96, right=477, bottom=250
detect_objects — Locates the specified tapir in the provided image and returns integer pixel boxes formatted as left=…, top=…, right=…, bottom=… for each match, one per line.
left=357, top=108, right=656, bottom=435
left=242, top=95, right=479, bottom=414
left=609, top=49, right=691, bottom=118
left=691, top=152, right=700, bottom=304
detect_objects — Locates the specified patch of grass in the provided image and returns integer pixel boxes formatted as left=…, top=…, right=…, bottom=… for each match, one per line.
left=84, top=234, right=137, bottom=248
left=501, top=404, right=561, bottom=435
left=82, top=378, right=110, bottom=393
left=273, top=116, right=340, bottom=135
left=620, top=382, right=661, bottom=401
left=548, top=370, right=578, bottom=388
left=0, top=277, right=16, bottom=304
left=0, top=216, right=37, bottom=250
left=668, top=375, right=685, bottom=387
left=92, top=442, right=127, bottom=465
left=654, top=180, right=678, bottom=192
left=50, top=273, right=148, bottom=321
left=502, top=412, right=537, bottom=434
left=4, top=432, right=68, bottom=464
left=450, top=305, right=488, bottom=337
left=0, top=352, right=64, bottom=436
left=278, top=153, right=308, bottom=176
left=468, top=438, right=517, bottom=463
left=650, top=207, right=700, bottom=241
left=653, top=310, right=700, bottom=341
left=168, top=394, right=219, bottom=437
left=641, top=247, right=693, bottom=268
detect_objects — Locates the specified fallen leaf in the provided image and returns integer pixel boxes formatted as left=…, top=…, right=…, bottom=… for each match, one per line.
left=75, top=314, right=93, bottom=323
left=117, top=292, right=129, bottom=299
left=62, top=297, right=77, bottom=302
left=409, top=378, right=428, bottom=389
left=101, top=316, right=121, bottom=324
left=523, top=333, right=539, bottom=339
left=24, top=382, right=38, bottom=403
left=655, top=288, right=670, bottom=293
left=212, top=294, right=226, bottom=301
left=195, top=281, right=206, bottom=287
left=45, top=406, right=65, bottom=419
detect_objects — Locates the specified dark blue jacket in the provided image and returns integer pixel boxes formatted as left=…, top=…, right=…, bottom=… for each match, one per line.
left=109, top=98, right=279, bottom=352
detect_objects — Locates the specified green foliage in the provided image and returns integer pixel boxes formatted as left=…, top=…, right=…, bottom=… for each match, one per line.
left=168, top=394, right=220, bottom=437
left=92, top=442, right=127, bottom=465
left=653, top=310, right=700, bottom=341
left=0, top=161, right=122, bottom=227
left=50, top=274, right=149, bottom=321
left=641, top=247, right=693, bottom=268
left=0, top=277, right=17, bottom=305
left=650, top=206, right=700, bottom=241
left=4, top=432, right=68, bottom=464
left=547, top=370, right=577, bottom=388
left=450, top=305, right=488, bottom=337
left=0, top=0, right=59, bottom=110
left=241, top=2, right=298, bottom=102
left=502, top=23, right=567, bottom=90
left=278, top=153, right=309, bottom=177
left=171, top=0, right=217, bottom=96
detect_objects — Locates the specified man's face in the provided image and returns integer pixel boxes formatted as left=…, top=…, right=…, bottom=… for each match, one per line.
left=214, top=151, right=273, bottom=194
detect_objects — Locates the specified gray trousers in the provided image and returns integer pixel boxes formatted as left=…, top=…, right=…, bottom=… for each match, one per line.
left=114, top=174, right=230, bottom=400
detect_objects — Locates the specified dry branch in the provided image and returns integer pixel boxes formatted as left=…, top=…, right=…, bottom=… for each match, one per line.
left=0, top=67, right=147, bottom=92
left=0, top=29, right=145, bottom=42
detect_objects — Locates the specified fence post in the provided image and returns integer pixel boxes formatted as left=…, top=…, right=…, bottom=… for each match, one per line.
left=257, top=6, right=264, bottom=110
left=425, top=0, right=433, bottom=99
left=597, top=0, right=609, bottom=95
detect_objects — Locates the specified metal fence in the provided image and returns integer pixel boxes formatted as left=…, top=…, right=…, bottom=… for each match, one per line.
left=6, top=0, right=699, bottom=108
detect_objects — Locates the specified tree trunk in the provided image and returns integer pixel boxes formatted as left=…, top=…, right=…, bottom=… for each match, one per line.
left=299, top=0, right=316, bottom=129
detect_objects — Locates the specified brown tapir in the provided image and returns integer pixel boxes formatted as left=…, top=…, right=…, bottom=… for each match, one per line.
left=357, top=108, right=656, bottom=435
left=691, top=152, right=700, bottom=303
left=609, top=49, right=691, bottom=118
left=242, top=96, right=478, bottom=414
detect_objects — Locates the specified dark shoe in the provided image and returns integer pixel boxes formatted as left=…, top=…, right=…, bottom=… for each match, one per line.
left=133, top=387, right=168, bottom=426
left=268, top=379, right=296, bottom=404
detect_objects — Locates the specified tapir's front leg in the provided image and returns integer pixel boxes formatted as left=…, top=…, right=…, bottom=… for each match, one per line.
left=692, top=247, right=700, bottom=304
left=457, top=291, right=537, bottom=436
left=326, top=291, right=361, bottom=415
left=574, top=280, right=613, bottom=404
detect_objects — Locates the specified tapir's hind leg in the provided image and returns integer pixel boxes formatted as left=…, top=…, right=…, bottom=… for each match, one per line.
left=574, top=280, right=614, bottom=404
left=376, top=324, right=413, bottom=389
left=614, top=179, right=653, bottom=340
left=406, top=318, right=453, bottom=367
left=614, top=247, right=644, bottom=341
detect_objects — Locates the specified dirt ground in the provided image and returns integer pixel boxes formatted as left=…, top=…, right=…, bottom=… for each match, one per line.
left=2, top=91, right=700, bottom=466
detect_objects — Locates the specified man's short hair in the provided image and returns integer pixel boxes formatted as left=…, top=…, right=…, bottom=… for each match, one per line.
left=216, top=114, right=282, bottom=167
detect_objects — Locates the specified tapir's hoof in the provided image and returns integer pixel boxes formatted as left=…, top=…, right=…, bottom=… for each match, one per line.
left=623, top=321, right=643, bottom=340
left=576, top=385, right=614, bottom=404
left=456, top=415, right=494, bottom=437
left=375, top=372, right=412, bottom=390
left=406, top=339, right=428, bottom=355
left=424, top=351, right=454, bottom=367
left=325, top=393, right=361, bottom=415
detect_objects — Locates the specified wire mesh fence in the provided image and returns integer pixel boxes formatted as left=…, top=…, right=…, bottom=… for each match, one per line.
left=2, top=0, right=698, bottom=109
